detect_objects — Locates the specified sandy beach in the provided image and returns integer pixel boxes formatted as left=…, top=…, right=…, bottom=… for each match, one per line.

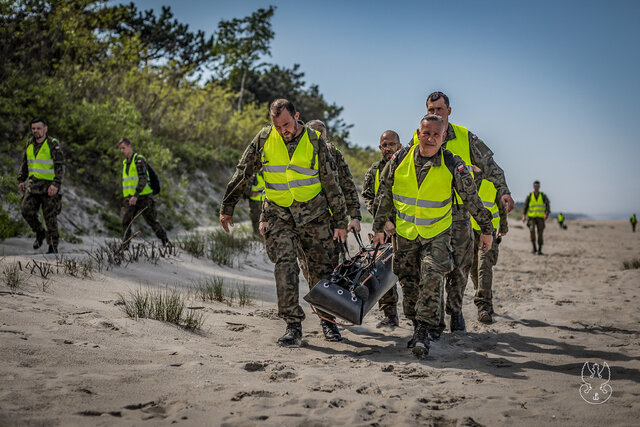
left=1, top=219, right=639, bottom=426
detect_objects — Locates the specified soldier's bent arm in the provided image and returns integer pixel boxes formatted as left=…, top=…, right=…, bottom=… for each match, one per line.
left=50, top=139, right=65, bottom=189
left=18, top=152, right=28, bottom=183
left=452, top=155, right=494, bottom=235
left=372, top=160, right=396, bottom=233
left=497, top=192, right=509, bottom=234
left=523, top=193, right=531, bottom=216
left=332, top=146, right=361, bottom=219
left=543, top=193, right=551, bottom=214
left=221, top=132, right=263, bottom=216
left=318, top=141, right=348, bottom=229
left=133, top=156, right=148, bottom=196
left=468, top=133, right=510, bottom=196
left=362, top=164, right=377, bottom=215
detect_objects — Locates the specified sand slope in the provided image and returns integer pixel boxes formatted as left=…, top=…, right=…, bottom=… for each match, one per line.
left=1, top=220, right=639, bottom=426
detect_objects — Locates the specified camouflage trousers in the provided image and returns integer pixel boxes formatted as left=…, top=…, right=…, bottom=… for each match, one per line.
left=393, top=232, right=453, bottom=328
left=21, top=191, right=62, bottom=247
left=248, top=199, right=262, bottom=235
left=378, top=234, right=398, bottom=316
left=527, top=217, right=545, bottom=246
left=470, top=230, right=500, bottom=312
left=121, top=196, right=167, bottom=243
left=265, top=211, right=338, bottom=324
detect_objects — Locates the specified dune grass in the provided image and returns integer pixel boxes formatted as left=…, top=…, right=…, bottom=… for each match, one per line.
left=622, top=258, right=640, bottom=270
left=178, top=228, right=255, bottom=266
left=118, top=287, right=205, bottom=330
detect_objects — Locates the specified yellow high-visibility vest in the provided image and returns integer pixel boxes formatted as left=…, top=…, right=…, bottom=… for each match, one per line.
left=26, top=139, right=56, bottom=181
left=413, top=123, right=472, bottom=205
left=261, top=127, right=322, bottom=207
left=392, top=145, right=453, bottom=240
left=527, top=192, right=546, bottom=218
left=470, top=179, right=500, bottom=231
left=250, top=172, right=266, bottom=202
left=374, top=167, right=380, bottom=195
left=122, top=153, right=153, bottom=197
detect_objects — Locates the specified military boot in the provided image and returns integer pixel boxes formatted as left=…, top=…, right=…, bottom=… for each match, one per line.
left=478, top=309, right=492, bottom=323
left=33, top=229, right=46, bottom=250
left=277, top=322, right=302, bottom=347
left=321, top=320, right=342, bottom=342
left=376, top=314, right=399, bottom=329
left=427, top=328, right=442, bottom=341
left=47, top=245, right=58, bottom=254
left=407, top=319, right=418, bottom=348
left=450, top=312, right=466, bottom=332
left=537, top=245, right=543, bottom=255
left=531, top=242, right=537, bottom=254
left=411, top=321, right=430, bottom=359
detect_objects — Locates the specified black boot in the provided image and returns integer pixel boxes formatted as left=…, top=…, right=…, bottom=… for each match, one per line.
left=277, top=322, right=302, bottom=347
left=411, top=321, right=430, bottom=359
left=537, top=245, right=543, bottom=255
left=407, top=319, right=418, bottom=348
left=450, top=312, right=466, bottom=332
left=531, top=242, right=537, bottom=254
left=427, top=328, right=442, bottom=341
left=46, top=245, right=58, bottom=254
left=321, top=320, right=342, bottom=342
left=33, top=229, right=46, bottom=249
left=376, top=314, right=399, bottom=328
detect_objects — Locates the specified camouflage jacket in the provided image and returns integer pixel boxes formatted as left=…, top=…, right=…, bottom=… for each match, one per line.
left=18, top=136, right=65, bottom=194
left=327, top=142, right=361, bottom=219
left=362, top=157, right=389, bottom=217
left=221, top=124, right=347, bottom=229
left=123, top=153, right=150, bottom=198
left=373, top=146, right=494, bottom=238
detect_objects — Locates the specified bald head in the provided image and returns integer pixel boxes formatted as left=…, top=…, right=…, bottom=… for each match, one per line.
left=306, top=120, right=327, bottom=140
left=379, top=130, right=401, bottom=161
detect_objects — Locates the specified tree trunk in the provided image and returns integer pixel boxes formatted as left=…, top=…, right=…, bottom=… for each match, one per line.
left=237, top=69, right=246, bottom=111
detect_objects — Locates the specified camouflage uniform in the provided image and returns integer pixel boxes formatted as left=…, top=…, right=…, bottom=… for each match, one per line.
left=297, top=142, right=361, bottom=286
left=18, top=136, right=65, bottom=248
left=373, top=146, right=493, bottom=329
left=121, top=154, right=168, bottom=244
left=244, top=173, right=264, bottom=235
left=523, top=191, right=550, bottom=247
left=221, top=123, right=347, bottom=324
left=362, top=157, right=398, bottom=317
left=470, top=174, right=509, bottom=313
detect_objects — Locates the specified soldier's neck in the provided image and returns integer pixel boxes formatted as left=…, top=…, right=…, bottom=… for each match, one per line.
left=34, top=135, right=46, bottom=144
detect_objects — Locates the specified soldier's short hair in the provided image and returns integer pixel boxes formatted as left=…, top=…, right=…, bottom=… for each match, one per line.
left=380, top=130, right=400, bottom=143
left=269, top=99, right=296, bottom=118
left=31, top=118, right=47, bottom=126
left=426, top=91, right=450, bottom=107
left=306, top=120, right=326, bottom=133
left=118, top=138, right=132, bottom=146
left=420, top=114, right=445, bottom=129
left=534, top=180, right=540, bottom=185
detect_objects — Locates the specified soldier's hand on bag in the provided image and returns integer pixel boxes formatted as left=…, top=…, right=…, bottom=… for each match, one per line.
left=18, top=182, right=25, bottom=193
left=501, top=193, right=515, bottom=213
left=383, top=220, right=396, bottom=236
left=347, top=218, right=361, bottom=233
left=372, top=232, right=386, bottom=247
left=544, top=212, right=549, bottom=221
left=259, top=221, right=269, bottom=236
left=333, top=228, right=346, bottom=243
left=47, top=185, right=58, bottom=197
left=128, top=196, right=138, bottom=206
left=479, top=233, right=492, bottom=253
left=521, top=215, right=526, bottom=223
left=219, top=214, right=234, bottom=233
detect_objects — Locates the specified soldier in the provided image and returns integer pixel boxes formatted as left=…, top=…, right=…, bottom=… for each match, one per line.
left=469, top=169, right=508, bottom=323
left=557, top=212, right=566, bottom=229
left=245, top=169, right=265, bottom=235
left=362, top=130, right=402, bottom=328
left=414, top=92, right=514, bottom=335
left=18, top=118, right=64, bottom=254
left=522, top=180, right=550, bottom=255
left=373, top=114, right=494, bottom=359
left=118, top=138, right=169, bottom=247
left=219, top=99, right=347, bottom=347
left=631, top=214, right=637, bottom=232
left=293, top=120, right=361, bottom=287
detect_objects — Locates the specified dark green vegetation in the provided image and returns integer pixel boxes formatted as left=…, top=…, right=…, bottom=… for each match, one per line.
left=118, top=287, right=205, bottom=330
left=622, top=258, right=640, bottom=270
left=0, top=1, right=377, bottom=240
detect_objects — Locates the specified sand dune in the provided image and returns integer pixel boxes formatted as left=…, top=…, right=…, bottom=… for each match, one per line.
left=1, top=219, right=639, bottom=426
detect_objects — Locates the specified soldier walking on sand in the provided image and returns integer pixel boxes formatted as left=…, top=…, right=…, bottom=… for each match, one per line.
left=362, top=130, right=402, bottom=328
left=219, top=99, right=348, bottom=347
left=373, top=114, right=494, bottom=359
left=522, top=180, right=550, bottom=255
left=18, top=118, right=64, bottom=254
left=631, top=214, right=637, bottom=232
left=557, top=212, right=567, bottom=229
left=118, top=138, right=169, bottom=247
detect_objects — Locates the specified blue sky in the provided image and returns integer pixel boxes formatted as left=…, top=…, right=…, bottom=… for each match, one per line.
left=130, top=0, right=640, bottom=218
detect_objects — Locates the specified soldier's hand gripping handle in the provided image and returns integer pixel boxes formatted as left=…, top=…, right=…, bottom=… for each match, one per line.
left=220, top=214, right=234, bottom=233
left=372, top=232, right=386, bottom=248
left=478, top=233, right=493, bottom=254
left=333, top=228, right=346, bottom=243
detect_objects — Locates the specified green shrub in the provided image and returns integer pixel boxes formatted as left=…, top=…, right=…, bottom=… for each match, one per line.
left=622, top=259, right=640, bottom=270
left=118, top=287, right=205, bottom=330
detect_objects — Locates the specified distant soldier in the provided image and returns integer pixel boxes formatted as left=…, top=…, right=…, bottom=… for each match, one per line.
left=362, top=130, right=402, bottom=328
left=219, top=99, right=348, bottom=347
left=245, top=169, right=265, bottom=235
left=470, top=169, right=508, bottom=323
left=373, top=114, right=494, bottom=359
left=631, top=214, right=637, bottom=232
left=18, top=118, right=64, bottom=254
left=557, top=212, right=567, bottom=229
left=118, top=138, right=169, bottom=247
left=522, top=180, right=550, bottom=255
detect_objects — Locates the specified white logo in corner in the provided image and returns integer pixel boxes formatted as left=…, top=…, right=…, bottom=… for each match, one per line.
left=580, top=361, right=612, bottom=404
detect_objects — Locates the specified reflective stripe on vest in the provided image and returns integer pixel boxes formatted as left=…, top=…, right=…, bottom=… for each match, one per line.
left=261, top=127, right=322, bottom=207
left=470, top=179, right=500, bottom=231
left=26, top=139, right=55, bottom=180
left=392, top=145, right=453, bottom=240
left=250, top=172, right=266, bottom=201
left=374, top=168, right=380, bottom=196
left=527, top=192, right=546, bottom=218
left=122, top=153, right=153, bottom=197
left=413, top=123, right=472, bottom=205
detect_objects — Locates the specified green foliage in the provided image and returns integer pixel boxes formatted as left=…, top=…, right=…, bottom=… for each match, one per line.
left=622, top=259, right=640, bottom=270
left=0, top=174, right=28, bottom=241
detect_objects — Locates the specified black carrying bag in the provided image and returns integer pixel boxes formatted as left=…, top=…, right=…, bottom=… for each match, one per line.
left=303, top=234, right=397, bottom=325
left=146, top=163, right=161, bottom=195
